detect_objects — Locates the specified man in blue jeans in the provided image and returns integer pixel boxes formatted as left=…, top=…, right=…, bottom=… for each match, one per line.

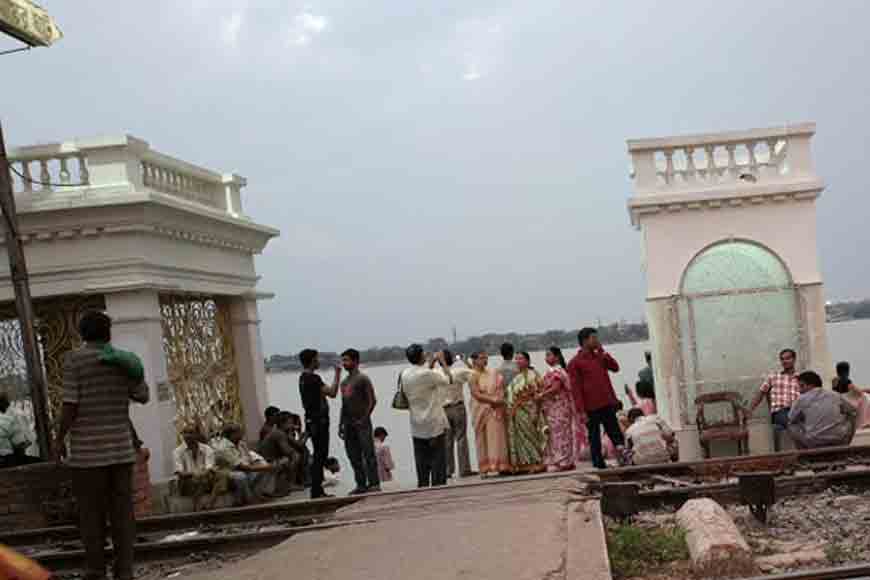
left=749, top=348, right=802, bottom=451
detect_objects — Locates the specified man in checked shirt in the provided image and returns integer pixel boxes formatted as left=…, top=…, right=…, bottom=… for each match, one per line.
left=749, top=348, right=801, bottom=451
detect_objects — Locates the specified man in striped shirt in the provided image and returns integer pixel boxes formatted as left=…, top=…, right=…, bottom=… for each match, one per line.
left=55, top=311, right=149, bottom=580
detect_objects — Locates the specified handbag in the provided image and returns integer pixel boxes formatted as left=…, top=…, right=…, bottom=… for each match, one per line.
left=391, top=370, right=410, bottom=410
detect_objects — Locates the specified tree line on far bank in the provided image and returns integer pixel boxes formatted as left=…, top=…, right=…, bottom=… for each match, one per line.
left=265, top=321, right=649, bottom=372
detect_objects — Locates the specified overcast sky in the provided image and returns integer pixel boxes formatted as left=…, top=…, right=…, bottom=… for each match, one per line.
left=3, top=1, right=869, bottom=355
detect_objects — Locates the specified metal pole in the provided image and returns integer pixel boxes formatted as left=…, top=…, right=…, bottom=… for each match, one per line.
left=0, top=121, right=51, bottom=459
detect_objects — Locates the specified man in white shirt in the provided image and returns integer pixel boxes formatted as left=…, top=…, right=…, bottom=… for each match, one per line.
left=173, top=426, right=222, bottom=510
left=400, top=344, right=452, bottom=488
left=0, top=394, right=31, bottom=468
left=441, top=350, right=474, bottom=478
left=624, top=408, right=676, bottom=466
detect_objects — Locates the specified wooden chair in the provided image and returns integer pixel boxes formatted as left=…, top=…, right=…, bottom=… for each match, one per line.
left=695, top=391, right=749, bottom=459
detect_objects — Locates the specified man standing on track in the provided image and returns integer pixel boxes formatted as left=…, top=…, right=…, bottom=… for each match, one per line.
left=567, top=327, right=626, bottom=469
left=55, top=311, right=149, bottom=580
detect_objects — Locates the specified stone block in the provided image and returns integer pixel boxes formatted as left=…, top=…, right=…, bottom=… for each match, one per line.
left=756, top=549, right=826, bottom=572
left=676, top=498, right=757, bottom=578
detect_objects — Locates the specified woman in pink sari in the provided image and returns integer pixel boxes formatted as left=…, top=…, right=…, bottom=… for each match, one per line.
left=469, top=351, right=511, bottom=477
left=538, top=347, right=575, bottom=472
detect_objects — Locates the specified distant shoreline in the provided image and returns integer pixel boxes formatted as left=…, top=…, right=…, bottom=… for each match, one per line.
left=265, top=337, right=651, bottom=375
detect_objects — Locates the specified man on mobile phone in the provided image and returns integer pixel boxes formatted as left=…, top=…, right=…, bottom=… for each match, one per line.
left=567, top=327, right=625, bottom=469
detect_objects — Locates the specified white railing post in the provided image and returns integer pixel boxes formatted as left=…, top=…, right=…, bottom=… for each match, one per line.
left=76, top=135, right=148, bottom=190
left=222, top=174, right=246, bottom=218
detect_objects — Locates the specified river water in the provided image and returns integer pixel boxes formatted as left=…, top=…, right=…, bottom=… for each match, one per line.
left=266, top=319, right=870, bottom=491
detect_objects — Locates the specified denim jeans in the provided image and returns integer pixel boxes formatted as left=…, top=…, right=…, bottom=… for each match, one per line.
left=344, top=418, right=380, bottom=490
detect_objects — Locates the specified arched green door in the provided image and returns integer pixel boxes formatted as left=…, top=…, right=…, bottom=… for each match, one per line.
left=677, top=241, right=801, bottom=423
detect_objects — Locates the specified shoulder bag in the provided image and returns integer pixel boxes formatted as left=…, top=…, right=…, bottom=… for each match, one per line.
left=392, top=369, right=410, bottom=410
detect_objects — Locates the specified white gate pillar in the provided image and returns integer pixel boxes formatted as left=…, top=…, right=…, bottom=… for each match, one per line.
left=105, top=289, right=177, bottom=480
left=230, top=296, right=270, bottom=441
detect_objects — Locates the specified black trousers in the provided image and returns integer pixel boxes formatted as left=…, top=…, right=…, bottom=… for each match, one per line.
left=587, top=405, right=625, bottom=469
left=413, top=433, right=447, bottom=488
left=344, top=418, right=380, bottom=490
left=307, top=419, right=330, bottom=498
left=71, top=463, right=136, bottom=580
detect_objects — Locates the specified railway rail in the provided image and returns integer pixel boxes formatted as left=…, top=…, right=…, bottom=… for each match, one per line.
left=743, top=563, right=870, bottom=580
left=33, top=518, right=373, bottom=575
left=10, top=445, right=870, bottom=576
left=0, top=495, right=359, bottom=548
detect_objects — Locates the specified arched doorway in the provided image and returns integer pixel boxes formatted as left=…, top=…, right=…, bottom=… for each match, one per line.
left=676, top=240, right=803, bottom=424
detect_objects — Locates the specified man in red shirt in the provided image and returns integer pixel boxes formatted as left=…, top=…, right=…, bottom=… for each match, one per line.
left=567, top=327, right=626, bottom=469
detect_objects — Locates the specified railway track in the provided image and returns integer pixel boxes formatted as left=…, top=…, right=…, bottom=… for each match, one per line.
left=0, top=494, right=359, bottom=548
left=595, top=444, right=870, bottom=485
left=743, top=563, right=870, bottom=579
left=11, top=446, right=870, bottom=576
left=33, top=518, right=374, bottom=575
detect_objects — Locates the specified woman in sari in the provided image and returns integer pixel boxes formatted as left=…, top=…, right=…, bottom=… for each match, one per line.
left=538, top=347, right=575, bottom=472
left=469, top=351, right=510, bottom=477
left=506, top=352, right=546, bottom=474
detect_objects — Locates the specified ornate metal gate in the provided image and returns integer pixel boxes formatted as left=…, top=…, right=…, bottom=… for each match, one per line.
left=0, top=295, right=106, bottom=437
left=159, top=294, right=242, bottom=438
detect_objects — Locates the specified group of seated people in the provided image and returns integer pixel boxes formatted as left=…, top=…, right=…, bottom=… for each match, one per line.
left=617, top=366, right=865, bottom=466
left=172, top=407, right=340, bottom=510
left=617, top=380, right=679, bottom=466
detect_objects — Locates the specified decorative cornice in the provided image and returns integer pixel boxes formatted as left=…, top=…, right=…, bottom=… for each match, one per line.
left=0, top=222, right=265, bottom=254
left=628, top=181, right=824, bottom=228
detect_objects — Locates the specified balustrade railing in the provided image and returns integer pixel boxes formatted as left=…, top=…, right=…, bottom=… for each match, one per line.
left=141, top=151, right=223, bottom=209
left=7, top=147, right=90, bottom=193
left=7, top=136, right=243, bottom=216
left=628, top=123, right=817, bottom=194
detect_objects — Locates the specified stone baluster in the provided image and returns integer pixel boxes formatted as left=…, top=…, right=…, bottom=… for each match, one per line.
left=726, top=144, right=738, bottom=179
left=704, top=145, right=717, bottom=182
left=59, top=157, right=70, bottom=184
left=765, top=138, right=780, bottom=177
left=21, top=161, right=33, bottom=192
left=746, top=141, right=758, bottom=175
left=77, top=155, right=89, bottom=185
left=664, top=149, right=675, bottom=185
left=39, top=159, right=51, bottom=191
left=685, top=146, right=697, bottom=182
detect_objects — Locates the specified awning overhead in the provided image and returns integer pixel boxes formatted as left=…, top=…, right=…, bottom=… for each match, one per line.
left=0, top=0, right=62, bottom=47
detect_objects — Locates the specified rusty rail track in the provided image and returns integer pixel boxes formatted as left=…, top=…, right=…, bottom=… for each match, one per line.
left=595, top=444, right=870, bottom=484
left=30, top=518, right=372, bottom=574
left=742, top=563, right=870, bottom=579
left=629, top=465, right=870, bottom=510
left=0, top=495, right=359, bottom=548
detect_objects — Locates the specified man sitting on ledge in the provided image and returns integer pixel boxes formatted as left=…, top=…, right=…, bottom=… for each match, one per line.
left=788, top=371, right=857, bottom=449
left=258, top=411, right=306, bottom=496
left=213, top=423, right=274, bottom=506
left=174, top=425, right=227, bottom=510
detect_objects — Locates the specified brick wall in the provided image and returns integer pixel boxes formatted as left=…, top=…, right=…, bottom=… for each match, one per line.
left=133, top=448, right=152, bottom=519
left=0, top=462, right=75, bottom=530
left=0, top=450, right=152, bottom=531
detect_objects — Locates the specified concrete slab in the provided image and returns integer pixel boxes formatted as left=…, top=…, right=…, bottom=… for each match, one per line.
left=183, top=477, right=611, bottom=580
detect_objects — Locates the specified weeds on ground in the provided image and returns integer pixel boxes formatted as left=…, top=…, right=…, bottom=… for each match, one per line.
left=607, top=522, right=690, bottom=579
left=825, top=542, right=863, bottom=565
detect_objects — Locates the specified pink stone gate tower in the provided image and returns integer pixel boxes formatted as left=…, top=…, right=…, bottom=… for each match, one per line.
left=626, top=123, right=831, bottom=460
